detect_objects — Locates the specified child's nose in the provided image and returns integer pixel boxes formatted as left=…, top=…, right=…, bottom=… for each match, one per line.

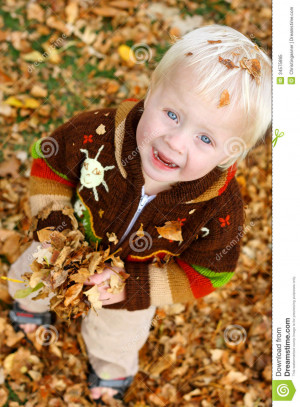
left=164, top=133, right=186, bottom=155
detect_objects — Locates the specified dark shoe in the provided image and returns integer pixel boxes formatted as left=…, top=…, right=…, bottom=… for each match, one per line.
left=9, top=301, right=56, bottom=345
left=87, top=361, right=134, bottom=405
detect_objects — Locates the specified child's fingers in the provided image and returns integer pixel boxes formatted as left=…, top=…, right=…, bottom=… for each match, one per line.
left=83, top=269, right=112, bottom=285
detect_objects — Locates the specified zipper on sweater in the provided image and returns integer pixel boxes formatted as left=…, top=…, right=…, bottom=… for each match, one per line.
left=115, top=186, right=156, bottom=249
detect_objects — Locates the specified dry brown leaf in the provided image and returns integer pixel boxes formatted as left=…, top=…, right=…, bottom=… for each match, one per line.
left=106, top=273, right=125, bottom=294
left=64, top=283, right=83, bottom=307
left=0, top=156, right=21, bottom=178
left=111, top=255, right=125, bottom=269
left=0, top=229, right=22, bottom=263
left=65, top=0, right=78, bottom=24
left=70, top=268, right=91, bottom=283
left=106, top=231, right=118, bottom=244
left=155, top=221, right=183, bottom=242
left=136, top=223, right=144, bottom=237
left=92, top=7, right=121, bottom=17
left=239, top=57, right=261, bottom=85
left=218, top=89, right=230, bottom=108
left=54, top=246, right=72, bottom=268
left=219, top=56, right=239, bottom=69
left=86, top=251, right=103, bottom=274
left=84, top=285, right=103, bottom=310
left=37, top=226, right=55, bottom=242
left=208, top=40, right=222, bottom=44
left=96, top=123, right=106, bottom=135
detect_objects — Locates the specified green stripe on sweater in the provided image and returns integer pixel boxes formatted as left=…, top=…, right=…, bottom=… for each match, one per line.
left=31, top=139, right=71, bottom=181
left=190, top=264, right=234, bottom=288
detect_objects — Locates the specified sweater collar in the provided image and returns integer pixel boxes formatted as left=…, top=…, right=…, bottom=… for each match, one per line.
left=114, top=98, right=237, bottom=205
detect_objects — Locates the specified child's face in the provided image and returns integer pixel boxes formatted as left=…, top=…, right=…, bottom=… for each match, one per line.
left=136, top=66, right=246, bottom=188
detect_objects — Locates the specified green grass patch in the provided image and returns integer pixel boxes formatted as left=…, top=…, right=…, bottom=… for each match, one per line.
left=182, top=0, right=234, bottom=22
left=0, top=9, right=22, bottom=30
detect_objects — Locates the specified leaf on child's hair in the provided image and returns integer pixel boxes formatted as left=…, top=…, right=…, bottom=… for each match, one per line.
left=218, top=90, right=230, bottom=108
left=239, top=57, right=261, bottom=85
left=155, top=220, right=183, bottom=242
left=185, top=52, right=193, bottom=56
left=208, top=40, right=222, bottom=44
left=219, top=56, right=239, bottom=69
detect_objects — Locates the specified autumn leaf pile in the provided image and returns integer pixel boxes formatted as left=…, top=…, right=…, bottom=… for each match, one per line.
left=12, top=203, right=129, bottom=324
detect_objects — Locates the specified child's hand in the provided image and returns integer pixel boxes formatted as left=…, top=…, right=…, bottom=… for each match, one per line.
left=83, top=265, right=126, bottom=305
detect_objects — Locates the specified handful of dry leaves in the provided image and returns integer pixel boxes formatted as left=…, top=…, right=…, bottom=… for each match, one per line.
left=14, top=205, right=129, bottom=324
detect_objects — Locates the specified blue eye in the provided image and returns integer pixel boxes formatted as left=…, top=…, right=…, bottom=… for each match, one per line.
left=167, top=111, right=178, bottom=121
left=199, top=135, right=212, bottom=144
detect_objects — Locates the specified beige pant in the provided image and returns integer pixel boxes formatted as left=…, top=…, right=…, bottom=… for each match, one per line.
left=7, top=241, right=157, bottom=379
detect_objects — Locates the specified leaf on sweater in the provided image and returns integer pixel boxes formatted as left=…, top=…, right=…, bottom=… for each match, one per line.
left=219, top=56, right=239, bottom=69
left=84, top=285, right=103, bottom=310
left=96, top=123, right=106, bottom=135
left=136, top=223, right=144, bottom=237
left=106, top=231, right=119, bottom=245
left=155, top=221, right=183, bottom=242
left=239, top=57, right=261, bottom=84
left=218, top=89, right=230, bottom=108
left=64, top=283, right=83, bottom=307
left=208, top=40, right=222, bottom=44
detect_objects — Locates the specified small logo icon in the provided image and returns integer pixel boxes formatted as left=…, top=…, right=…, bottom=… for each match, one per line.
left=277, top=77, right=284, bottom=84
left=288, top=77, right=295, bottom=84
left=272, top=129, right=285, bottom=147
left=272, top=380, right=296, bottom=401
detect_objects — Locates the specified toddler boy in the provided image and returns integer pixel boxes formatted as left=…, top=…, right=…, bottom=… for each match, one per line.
left=8, top=23, right=271, bottom=403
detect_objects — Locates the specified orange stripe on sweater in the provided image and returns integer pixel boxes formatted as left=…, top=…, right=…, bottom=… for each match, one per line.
left=176, top=257, right=215, bottom=298
left=218, top=162, right=237, bottom=196
left=30, top=158, right=76, bottom=188
left=125, top=251, right=176, bottom=262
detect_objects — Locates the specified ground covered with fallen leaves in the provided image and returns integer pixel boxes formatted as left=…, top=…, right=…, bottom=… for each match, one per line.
left=0, top=0, right=271, bottom=406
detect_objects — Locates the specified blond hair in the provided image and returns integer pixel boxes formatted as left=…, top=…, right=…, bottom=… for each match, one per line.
left=144, top=24, right=271, bottom=171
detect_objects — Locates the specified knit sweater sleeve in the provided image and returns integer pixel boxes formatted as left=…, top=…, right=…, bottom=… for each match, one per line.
left=29, top=112, right=87, bottom=241
left=104, top=181, right=245, bottom=311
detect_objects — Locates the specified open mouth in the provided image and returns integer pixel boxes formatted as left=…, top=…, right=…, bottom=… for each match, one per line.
left=152, top=148, right=179, bottom=169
